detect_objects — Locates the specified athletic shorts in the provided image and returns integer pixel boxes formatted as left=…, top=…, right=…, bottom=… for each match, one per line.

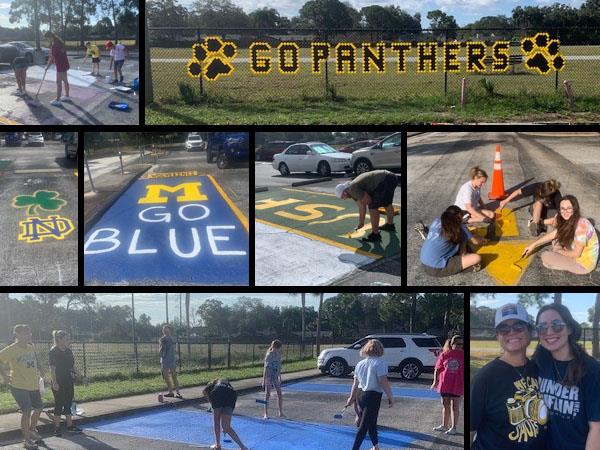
left=441, top=393, right=461, bottom=398
left=209, top=385, right=237, bottom=411
left=214, top=406, right=234, bottom=415
left=421, top=254, right=463, bottom=277
left=92, top=57, right=100, bottom=64
left=114, top=59, right=125, bottom=70
left=10, top=386, right=43, bottom=411
left=370, top=174, right=398, bottom=209
left=52, top=382, right=75, bottom=416
left=529, top=204, right=557, bottom=221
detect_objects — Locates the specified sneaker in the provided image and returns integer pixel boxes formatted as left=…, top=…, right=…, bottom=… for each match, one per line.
left=29, top=430, right=43, bottom=443
left=24, top=440, right=38, bottom=450
left=87, top=72, right=95, bottom=75
left=445, top=427, right=458, bottom=435
left=433, top=425, right=447, bottom=432
left=53, top=427, right=62, bottom=437
left=14, top=90, right=24, bottom=96
left=528, top=219, right=540, bottom=237
left=60, top=96, right=72, bottom=102
left=470, top=262, right=482, bottom=273
left=175, top=393, right=183, bottom=399
left=361, top=232, right=382, bottom=243
left=164, top=392, right=175, bottom=398
left=414, top=221, right=428, bottom=240
left=66, top=425, right=82, bottom=433
left=50, top=99, right=62, bottom=107
left=379, top=223, right=396, bottom=232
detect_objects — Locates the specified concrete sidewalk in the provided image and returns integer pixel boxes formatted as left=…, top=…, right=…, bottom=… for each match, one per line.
left=0, top=369, right=322, bottom=443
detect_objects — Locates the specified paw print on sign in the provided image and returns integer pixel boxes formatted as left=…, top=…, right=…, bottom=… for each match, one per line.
left=520, top=33, right=565, bottom=75
left=187, top=36, right=237, bottom=81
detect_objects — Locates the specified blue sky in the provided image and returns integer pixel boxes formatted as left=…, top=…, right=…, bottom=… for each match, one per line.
left=178, top=0, right=586, bottom=28
left=0, top=4, right=119, bottom=28
left=470, top=293, right=598, bottom=325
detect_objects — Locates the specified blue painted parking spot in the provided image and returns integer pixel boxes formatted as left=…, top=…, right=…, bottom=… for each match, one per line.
left=284, top=382, right=439, bottom=399
left=83, top=408, right=418, bottom=449
left=84, top=175, right=248, bottom=285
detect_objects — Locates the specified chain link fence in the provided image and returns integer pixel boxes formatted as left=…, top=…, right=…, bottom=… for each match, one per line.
left=148, top=27, right=600, bottom=103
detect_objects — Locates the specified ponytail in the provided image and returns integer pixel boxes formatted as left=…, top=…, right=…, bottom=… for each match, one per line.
left=469, top=166, right=488, bottom=180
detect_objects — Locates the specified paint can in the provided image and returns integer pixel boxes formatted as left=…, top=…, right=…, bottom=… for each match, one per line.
left=158, top=393, right=163, bottom=403
left=105, top=75, right=112, bottom=83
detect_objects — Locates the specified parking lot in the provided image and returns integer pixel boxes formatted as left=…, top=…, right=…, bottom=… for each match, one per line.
left=0, top=55, right=139, bottom=125
left=0, top=138, right=78, bottom=285
left=0, top=375, right=461, bottom=450
left=255, top=161, right=401, bottom=286
left=84, top=140, right=249, bottom=286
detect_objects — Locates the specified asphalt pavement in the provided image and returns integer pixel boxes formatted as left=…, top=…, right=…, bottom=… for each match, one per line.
left=0, top=141, right=78, bottom=285
left=0, top=54, right=139, bottom=125
left=255, top=162, right=401, bottom=286
left=84, top=144, right=249, bottom=285
left=407, top=131, right=600, bottom=286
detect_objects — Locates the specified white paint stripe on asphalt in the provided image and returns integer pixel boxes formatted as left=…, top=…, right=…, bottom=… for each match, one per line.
left=26, top=66, right=97, bottom=87
left=255, top=221, right=374, bottom=286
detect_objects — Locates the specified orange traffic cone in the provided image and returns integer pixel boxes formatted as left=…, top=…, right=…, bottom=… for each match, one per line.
left=488, top=144, right=506, bottom=200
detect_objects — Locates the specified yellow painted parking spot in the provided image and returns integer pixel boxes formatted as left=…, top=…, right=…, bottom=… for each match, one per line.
left=0, top=116, right=21, bottom=125
left=469, top=208, right=519, bottom=238
left=475, top=240, right=532, bottom=286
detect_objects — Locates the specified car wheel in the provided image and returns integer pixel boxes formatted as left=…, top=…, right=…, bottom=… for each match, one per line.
left=354, top=159, right=372, bottom=175
left=326, top=358, right=348, bottom=377
left=399, top=360, right=422, bottom=380
left=217, top=153, right=229, bottom=169
left=317, top=161, right=331, bottom=177
left=278, top=163, right=290, bottom=176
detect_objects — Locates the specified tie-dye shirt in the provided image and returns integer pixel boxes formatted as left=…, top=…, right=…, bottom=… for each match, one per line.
left=574, top=218, right=599, bottom=272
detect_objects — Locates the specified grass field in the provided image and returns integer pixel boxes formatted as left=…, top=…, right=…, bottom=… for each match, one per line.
left=147, top=46, right=600, bottom=124
left=0, top=358, right=315, bottom=415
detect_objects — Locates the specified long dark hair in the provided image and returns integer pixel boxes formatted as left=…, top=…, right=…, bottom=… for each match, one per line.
left=441, top=205, right=463, bottom=245
left=556, top=195, right=581, bottom=248
left=533, top=303, right=587, bottom=386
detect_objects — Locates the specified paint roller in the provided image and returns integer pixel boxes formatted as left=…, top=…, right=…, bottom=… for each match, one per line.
left=255, top=398, right=269, bottom=405
left=334, top=405, right=348, bottom=419
left=223, top=431, right=232, bottom=443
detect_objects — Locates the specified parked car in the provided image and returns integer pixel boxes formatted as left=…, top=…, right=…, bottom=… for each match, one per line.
left=62, top=132, right=78, bottom=159
left=318, top=333, right=442, bottom=379
left=6, top=41, right=49, bottom=64
left=26, top=132, right=44, bottom=146
left=338, top=139, right=381, bottom=154
left=4, top=132, right=22, bottom=146
left=207, top=132, right=249, bottom=169
left=273, top=142, right=352, bottom=177
left=185, top=133, right=206, bottom=151
left=350, top=132, right=402, bottom=175
left=0, top=44, right=19, bottom=65
left=255, top=141, right=296, bottom=161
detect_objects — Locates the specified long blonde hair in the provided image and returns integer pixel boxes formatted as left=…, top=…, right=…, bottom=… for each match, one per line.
left=52, top=330, right=68, bottom=347
left=360, top=339, right=384, bottom=357
left=469, top=166, right=488, bottom=180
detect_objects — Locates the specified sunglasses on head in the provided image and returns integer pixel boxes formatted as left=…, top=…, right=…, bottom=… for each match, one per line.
left=496, top=321, right=528, bottom=335
left=453, top=342, right=463, bottom=347
left=536, top=319, right=566, bottom=335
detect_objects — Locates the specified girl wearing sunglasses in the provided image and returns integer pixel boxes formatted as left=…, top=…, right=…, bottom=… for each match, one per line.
left=471, top=303, right=548, bottom=449
left=533, top=303, right=600, bottom=450
left=522, top=195, right=598, bottom=275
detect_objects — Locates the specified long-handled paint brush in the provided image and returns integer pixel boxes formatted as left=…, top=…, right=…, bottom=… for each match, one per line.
left=334, top=406, right=348, bottom=419
left=27, top=66, right=49, bottom=107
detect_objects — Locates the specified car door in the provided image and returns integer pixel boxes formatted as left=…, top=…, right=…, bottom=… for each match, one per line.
left=283, top=144, right=302, bottom=172
left=295, top=145, right=313, bottom=172
left=380, top=337, right=406, bottom=369
left=375, top=133, right=402, bottom=169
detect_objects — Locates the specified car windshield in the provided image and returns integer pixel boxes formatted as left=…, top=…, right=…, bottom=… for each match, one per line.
left=188, top=136, right=201, bottom=141
left=381, top=134, right=402, bottom=149
left=309, top=143, right=338, bottom=154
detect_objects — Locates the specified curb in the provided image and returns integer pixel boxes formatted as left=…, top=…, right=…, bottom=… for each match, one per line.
left=0, top=371, right=323, bottom=443
left=291, top=177, right=332, bottom=187
left=83, top=164, right=151, bottom=234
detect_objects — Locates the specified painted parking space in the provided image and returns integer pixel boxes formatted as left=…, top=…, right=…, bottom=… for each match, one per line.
left=283, top=382, right=439, bottom=399
left=84, top=173, right=248, bottom=285
left=82, top=407, right=418, bottom=450
left=256, top=188, right=400, bottom=259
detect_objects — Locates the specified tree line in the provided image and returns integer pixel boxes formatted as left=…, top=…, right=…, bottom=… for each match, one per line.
left=0, top=0, right=139, bottom=47
left=0, top=293, right=463, bottom=348
left=147, top=0, right=600, bottom=43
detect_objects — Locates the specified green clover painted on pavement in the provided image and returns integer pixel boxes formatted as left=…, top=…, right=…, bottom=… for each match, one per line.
left=12, top=190, right=67, bottom=215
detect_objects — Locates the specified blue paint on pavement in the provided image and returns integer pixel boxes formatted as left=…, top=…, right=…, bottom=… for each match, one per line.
left=82, top=408, right=417, bottom=449
left=284, top=382, right=439, bottom=399
left=84, top=175, right=248, bottom=284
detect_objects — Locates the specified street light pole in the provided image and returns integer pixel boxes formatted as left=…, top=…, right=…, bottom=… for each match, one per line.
left=165, top=293, right=169, bottom=324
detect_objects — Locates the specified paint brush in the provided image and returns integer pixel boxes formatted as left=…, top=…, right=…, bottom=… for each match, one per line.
left=334, top=406, right=348, bottom=419
left=223, top=431, right=232, bottom=443
left=255, top=398, right=268, bottom=405
left=513, top=252, right=528, bottom=271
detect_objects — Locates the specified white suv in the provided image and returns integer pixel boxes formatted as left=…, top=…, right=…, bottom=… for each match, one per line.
left=317, top=333, right=441, bottom=380
left=350, top=132, right=402, bottom=175
left=186, top=134, right=206, bottom=151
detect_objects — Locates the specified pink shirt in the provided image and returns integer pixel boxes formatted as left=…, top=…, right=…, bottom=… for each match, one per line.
left=435, top=349, right=464, bottom=396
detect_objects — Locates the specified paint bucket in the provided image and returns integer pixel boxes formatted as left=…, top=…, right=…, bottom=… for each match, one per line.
left=105, top=75, right=112, bottom=83
left=133, top=77, right=139, bottom=93
left=109, top=101, right=130, bottom=111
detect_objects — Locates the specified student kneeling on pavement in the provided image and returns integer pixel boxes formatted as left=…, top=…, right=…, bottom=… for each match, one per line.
left=335, top=170, right=398, bottom=243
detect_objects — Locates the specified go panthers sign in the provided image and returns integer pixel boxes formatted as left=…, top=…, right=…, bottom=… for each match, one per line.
left=187, top=33, right=565, bottom=81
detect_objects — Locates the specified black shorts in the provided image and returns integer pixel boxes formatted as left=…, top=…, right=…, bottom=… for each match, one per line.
left=209, top=385, right=237, bottom=410
left=370, top=174, right=398, bottom=209
left=529, top=203, right=557, bottom=221
left=422, top=254, right=463, bottom=277
left=52, top=381, right=74, bottom=416
left=92, top=57, right=100, bottom=64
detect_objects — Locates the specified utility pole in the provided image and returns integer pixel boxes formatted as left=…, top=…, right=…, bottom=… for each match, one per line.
left=131, top=293, right=139, bottom=374
left=165, top=293, right=169, bottom=324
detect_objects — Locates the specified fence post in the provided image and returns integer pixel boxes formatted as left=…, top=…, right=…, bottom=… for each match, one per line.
left=82, top=342, right=87, bottom=379
left=178, top=341, right=182, bottom=371
left=208, top=341, right=212, bottom=370
left=196, top=28, right=204, bottom=96
left=144, top=14, right=153, bottom=105
left=554, top=29, right=560, bottom=92
left=227, top=340, right=231, bottom=369
left=324, top=31, right=329, bottom=99
left=252, top=343, right=255, bottom=364
left=444, top=29, right=448, bottom=96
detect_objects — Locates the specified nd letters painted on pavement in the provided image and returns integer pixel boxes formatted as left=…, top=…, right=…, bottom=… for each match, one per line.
left=256, top=188, right=400, bottom=258
left=84, top=175, right=248, bottom=285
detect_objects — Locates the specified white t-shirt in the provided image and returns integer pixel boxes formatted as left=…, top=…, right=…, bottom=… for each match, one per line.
left=354, top=356, right=388, bottom=393
left=111, top=44, right=126, bottom=61
left=455, top=180, right=480, bottom=210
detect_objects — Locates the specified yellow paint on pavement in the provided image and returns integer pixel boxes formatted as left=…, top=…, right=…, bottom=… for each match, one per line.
left=74, top=171, right=78, bottom=177
left=208, top=175, right=249, bottom=232
left=469, top=208, right=519, bottom=238
left=475, top=240, right=532, bottom=286
left=0, top=116, right=21, bottom=125
left=145, top=170, right=199, bottom=179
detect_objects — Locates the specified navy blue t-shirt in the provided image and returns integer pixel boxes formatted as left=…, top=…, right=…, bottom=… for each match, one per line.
left=420, top=218, right=473, bottom=269
left=471, top=357, right=548, bottom=450
left=536, top=347, right=600, bottom=450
